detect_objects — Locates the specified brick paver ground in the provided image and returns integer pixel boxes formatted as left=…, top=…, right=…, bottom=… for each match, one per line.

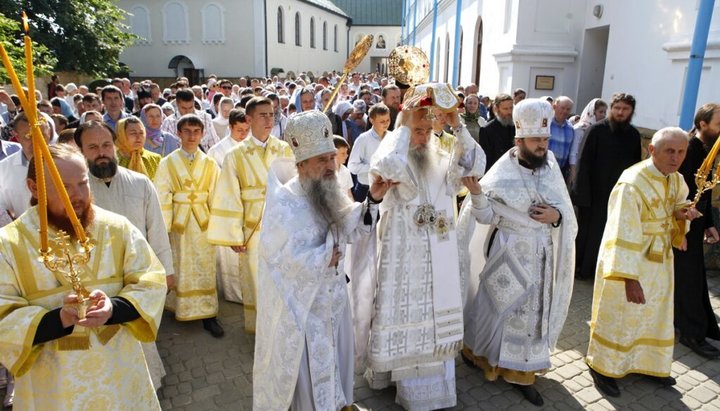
left=3, top=273, right=718, bottom=410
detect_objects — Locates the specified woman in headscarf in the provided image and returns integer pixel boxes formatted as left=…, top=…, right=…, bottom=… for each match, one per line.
left=460, top=94, right=487, bottom=143
left=141, top=104, right=180, bottom=157
left=569, top=98, right=607, bottom=174
left=332, top=101, right=354, bottom=141
left=116, top=116, right=163, bottom=179
left=212, top=97, right=234, bottom=138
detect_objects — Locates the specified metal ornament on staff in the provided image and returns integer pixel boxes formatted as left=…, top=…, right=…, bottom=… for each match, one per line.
left=322, top=34, right=374, bottom=113
left=0, top=12, right=95, bottom=318
left=690, top=132, right=720, bottom=208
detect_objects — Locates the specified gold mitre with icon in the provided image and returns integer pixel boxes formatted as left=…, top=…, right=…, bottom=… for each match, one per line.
left=285, top=111, right=336, bottom=163
left=513, top=98, right=554, bottom=138
left=402, top=82, right=463, bottom=112
left=389, top=45, right=430, bottom=87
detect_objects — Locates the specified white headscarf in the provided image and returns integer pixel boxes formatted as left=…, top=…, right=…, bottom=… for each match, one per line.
left=575, top=98, right=603, bottom=129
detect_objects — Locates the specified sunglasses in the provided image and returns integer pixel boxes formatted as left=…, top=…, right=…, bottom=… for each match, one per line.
left=221, top=86, right=232, bottom=90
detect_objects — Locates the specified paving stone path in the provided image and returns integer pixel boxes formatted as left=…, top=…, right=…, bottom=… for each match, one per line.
left=151, top=271, right=720, bottom=410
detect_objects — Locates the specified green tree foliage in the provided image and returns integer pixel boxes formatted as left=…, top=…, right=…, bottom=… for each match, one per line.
left=0, top=0, right=136, bottom=76
left=0, top=12, right=56, bottom=84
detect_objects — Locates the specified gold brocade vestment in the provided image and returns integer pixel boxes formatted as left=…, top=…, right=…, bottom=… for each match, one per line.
left=586, top=159, right=689, bottom=378
left=0, top=207, right=167, bottom=410
left=207, top=136, right=293, bottom=333
left=155, top=150, right=220, bottom=321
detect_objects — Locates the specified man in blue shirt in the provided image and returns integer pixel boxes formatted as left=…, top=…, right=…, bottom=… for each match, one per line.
left=548, top=96, right=575, bottom=176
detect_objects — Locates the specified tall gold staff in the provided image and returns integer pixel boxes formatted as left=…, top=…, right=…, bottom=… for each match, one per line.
left=690, top=133, right=720, bottom=207
left=322, top=34, right=374, bottom=113
left=0, top=12, right=94, bottom=317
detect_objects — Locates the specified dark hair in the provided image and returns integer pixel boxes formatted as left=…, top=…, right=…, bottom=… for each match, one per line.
left=50, top=97, right=63, bottom=108
left=177, top=114, right=204, bottom=132
left=228, top=109, right=247, bottom=127
left=100, top=85, right=123, bottom=101
left=74, top=120, right=117, bottom=147
left=175, top=89, right=195, bottom=103
left=381, top=84, right=400, bottom=98
left=55, top=84, right=66, bottom=93
left=692, top=103, right=720, bottom=135
left=493, top=93, right=512, bottom=107
left=594, top=99, right=608, bottom=111
left=82, top=93, right=101, bottom=105
left=333, top=136, right=349, bottom=149
left=51, top=113, right=68, bottom=127
left=245, top=96, right=273, bottom=115
left=58, top=128, right=76, bottom=144
left=368, top=103, right=390, bottom=118
left=610, top=93, right=636, bottom=110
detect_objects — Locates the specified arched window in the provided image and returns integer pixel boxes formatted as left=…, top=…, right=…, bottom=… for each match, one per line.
left=334, top=25, right=338, bottom=52
left=201, top=3, right=225, bottom=44
left=310, top=17, right=316, bottom=48
left=323, top=21, right=327, bottom=50
left=295, top=12, right=301, bottom=46
left=163, top=1, right=189, bottom=44
left=277, top=7, right=284, bottom=43
left=130, top=5, right=151, bottom=44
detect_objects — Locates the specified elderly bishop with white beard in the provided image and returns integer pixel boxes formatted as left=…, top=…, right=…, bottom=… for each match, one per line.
left=253, top=111, right=395, bottom=411
left=364, top=83, right=486, bottom=410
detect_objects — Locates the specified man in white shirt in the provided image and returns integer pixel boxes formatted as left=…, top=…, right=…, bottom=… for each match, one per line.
left=347, top=103, right=391, bottom=201
left=207, top=109, right=251, bottom=167
left=161, top=89, right=221, bottom=151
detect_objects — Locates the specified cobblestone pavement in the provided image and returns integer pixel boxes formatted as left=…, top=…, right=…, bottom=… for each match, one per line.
left=4, top=272, right=716, bottom=410
left=151, top=271, right=720, bottom=411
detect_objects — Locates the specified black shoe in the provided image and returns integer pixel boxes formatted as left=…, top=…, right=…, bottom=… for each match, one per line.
left=511, top=383, right=544, bottom=406
left=644, top=375, right=676, bottom=386
left=679, top=336, right=720, bottom=359
left=588, top=367, right=620, bottom=397
left=460, top=348, right=478, bottom=369
left=203, top=318, right=225, bottom=338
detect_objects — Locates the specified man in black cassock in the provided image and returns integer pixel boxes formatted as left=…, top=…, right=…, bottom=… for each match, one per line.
left=478, top=94, right=515, bottom=172
left=673, top=103, right=720, bottom=359
left=571, top=93, right=641, bottom=280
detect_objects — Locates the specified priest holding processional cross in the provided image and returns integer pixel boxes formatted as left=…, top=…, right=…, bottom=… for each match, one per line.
left=0, top=12, right=166, bottom=410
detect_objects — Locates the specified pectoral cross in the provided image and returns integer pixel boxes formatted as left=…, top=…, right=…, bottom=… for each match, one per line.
left=183, top=178, right=194, bottom=189
left=41, top=230, right=94, bottom=319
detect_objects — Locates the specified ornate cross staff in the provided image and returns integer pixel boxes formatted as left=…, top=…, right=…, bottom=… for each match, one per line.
left=691, top=133, right=720, bottom=207
left=43, top=231, right=95, bottom=318
left=0, top=12, right=94, bottom=316
left=322, top=34, right=374, bottom=113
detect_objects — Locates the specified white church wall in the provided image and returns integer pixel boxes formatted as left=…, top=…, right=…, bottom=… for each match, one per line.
left=348, top=25, right=402, bottom=74
left=588, top=0, right=720, bottom=130
left=266, top=0, right=349, bottom=78
left=119, top=0, right=260, bottom=78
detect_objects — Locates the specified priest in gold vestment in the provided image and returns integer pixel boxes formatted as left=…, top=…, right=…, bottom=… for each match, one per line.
left=154, top=114, right=224, bottom=337
left=586, top=127, right=699, bottom=397
left=0, top=144, right=167, bottom=410
left=208, top=97, right=293, bottom=333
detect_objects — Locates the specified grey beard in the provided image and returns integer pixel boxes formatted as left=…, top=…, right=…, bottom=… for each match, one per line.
left=495, top=115, right=513, bottom=127
left=301, top=175, right=350, bottom=232
left=408, top=141, right=438, bottom=176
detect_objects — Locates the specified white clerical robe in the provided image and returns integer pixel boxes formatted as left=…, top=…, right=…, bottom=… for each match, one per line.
left=365, top=124, right=485, bottom=410
left=457, top=149, right=577, bottom=384
left=0, top=150, right=31, bottom=219
left=89, top=166, right=173, bottom=389
left=253, top=158, right=378, bottom=411
left=0, top=206, right=167, bottom=410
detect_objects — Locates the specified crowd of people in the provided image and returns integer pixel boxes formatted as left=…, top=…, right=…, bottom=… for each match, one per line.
left=0, top=56, right=719, bottom=410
